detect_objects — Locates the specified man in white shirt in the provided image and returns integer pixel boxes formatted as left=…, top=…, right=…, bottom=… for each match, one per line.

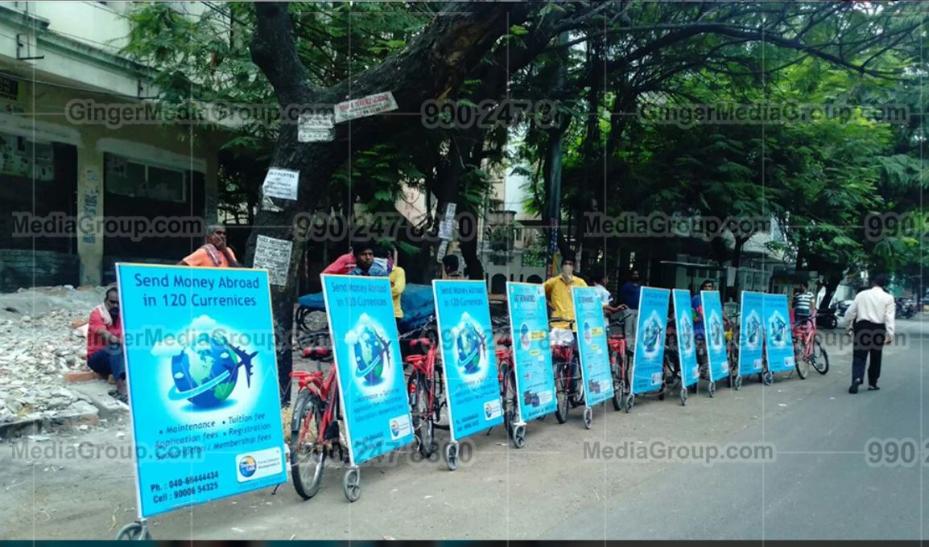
left=844, top=273, right=896, bottom=393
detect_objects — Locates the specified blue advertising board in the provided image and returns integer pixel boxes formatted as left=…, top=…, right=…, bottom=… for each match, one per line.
left=572, top=287, right=615, bottom=407
left=699, top=290, right=730, bottom=382
left=630, top=287, right=671, bottom=395
left=320, top=274, right=414, bottom=466
left=432, top=280, right=503, bottom=440
left=763, top=293, right=795, bottom=373
left=116, top=263, right=286, bottom=519
left=738, top=291, right=765, bottom=376
left=505, top=283, right=557, bottom=421
left=671, top=289, right=700, bottom=387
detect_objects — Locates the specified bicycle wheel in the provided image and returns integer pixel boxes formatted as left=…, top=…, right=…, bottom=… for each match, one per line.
left=409, top=372, right=436, bottom=457
left=290, top=391, right=326, bottom=500
left=554, top=362, right=569, bottom=424
left=610, top=353, right=624, bottom=411
left=811, top=340, right=829, bottom=374
left=794, top=341, right=810, bottom=379
left=503, top=368, right=519, bottom=435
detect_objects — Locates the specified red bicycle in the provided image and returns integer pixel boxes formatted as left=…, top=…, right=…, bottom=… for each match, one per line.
left=402, top=334, right=442, bottom=457
left=608, top=310, right=635, bottom=411
left=549, top=318, right=593, bottom=428
left=288, top=345, right=361, bottom=502
left=792, top=316, right=829, bottom=378
left=494, top=323, right=526, bottom=448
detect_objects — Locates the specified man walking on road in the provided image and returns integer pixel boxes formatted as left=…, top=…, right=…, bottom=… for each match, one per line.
left=844, top=273, right=895, bottom=394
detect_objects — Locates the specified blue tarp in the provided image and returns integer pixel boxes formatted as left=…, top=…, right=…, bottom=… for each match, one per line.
left=298, top=283, right=436, bottom=333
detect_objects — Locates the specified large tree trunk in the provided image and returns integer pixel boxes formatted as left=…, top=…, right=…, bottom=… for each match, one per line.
left=246, top=2, right=535, bottom=404
left=573, top=30, right=604, bottom=271
left=819, top=271, right=843, bottom=312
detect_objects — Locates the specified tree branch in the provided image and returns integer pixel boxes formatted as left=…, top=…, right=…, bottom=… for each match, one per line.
left=250, top=3, right=315, bottom=105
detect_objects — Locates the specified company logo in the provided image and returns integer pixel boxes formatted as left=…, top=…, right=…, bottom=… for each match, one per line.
left=239, top=455, right=257, bottom=477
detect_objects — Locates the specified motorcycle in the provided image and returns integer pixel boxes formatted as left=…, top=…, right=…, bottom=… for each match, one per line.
left=896, top=298, right=916, bottom=319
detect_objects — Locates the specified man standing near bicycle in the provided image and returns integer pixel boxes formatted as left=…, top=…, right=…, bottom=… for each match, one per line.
left=589, top=269, right=623, bottom=317
left=544, top=254, right=587, bottom=333
left=844, top=273, right=895, bottom=394
left=618, top=269, right=642, bottom=349
left=692, top=279, right=714, bottom=368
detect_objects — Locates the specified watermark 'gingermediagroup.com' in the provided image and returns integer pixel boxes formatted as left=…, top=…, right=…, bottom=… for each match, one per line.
left=9, top=440, right=205, bottom=464
left=64, top=99, right=335, bottom=130
left=637, top=101, right=909, bottom=128
left=584, top=212, right=769, bottom=240
left=583, top=439, right=776, bottom=466
left=12, top=212, right=205, bottom=242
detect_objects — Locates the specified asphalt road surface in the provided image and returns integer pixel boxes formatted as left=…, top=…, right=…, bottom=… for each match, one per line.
left=2, top=318, right=926, bottom=540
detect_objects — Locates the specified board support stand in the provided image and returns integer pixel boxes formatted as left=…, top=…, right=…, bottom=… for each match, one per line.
left=115, top=518, right=150, bottom=541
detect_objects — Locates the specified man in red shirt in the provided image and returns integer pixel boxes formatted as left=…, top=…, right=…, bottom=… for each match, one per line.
left=87, top=287, right=126, bottom=402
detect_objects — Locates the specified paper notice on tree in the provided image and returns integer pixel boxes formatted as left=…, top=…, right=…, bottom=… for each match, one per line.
left=298, top=112, right=335, bottom=142
left=334, top=91, right=398, bottom=123
left=443, top=202, right=457, bottom=223
left=253, top=235, right=293, bottom=287
left=436, top=240, right=449, bottom=260
left=262, top=168, right=299, bottom=201
left=438, top=219, right=455, bottom=240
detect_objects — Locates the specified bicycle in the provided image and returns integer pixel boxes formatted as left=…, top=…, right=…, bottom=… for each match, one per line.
left=399, top=316, right=450, bottom=461
left=724, top=313, right=743, bottom=389
left=288, top=345, right=361, bottom=502
left=493, top=322, right=527, bottom=448
left=607, top=310, right=634, bottom=411
left=792, top=316, right=830, bottom=378
left=549, top=317, right=592, bottom=428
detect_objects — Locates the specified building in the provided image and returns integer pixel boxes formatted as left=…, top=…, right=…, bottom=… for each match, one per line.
left=479, top=158, right=546, bottom=295
left=0, top=1, right=222, bottom=290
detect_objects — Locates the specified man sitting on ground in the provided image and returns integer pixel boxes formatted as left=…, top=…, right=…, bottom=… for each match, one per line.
left=87, top=287, right=127, bottom=403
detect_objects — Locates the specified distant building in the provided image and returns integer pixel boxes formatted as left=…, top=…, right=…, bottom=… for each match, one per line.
left=0, top=2, right=223, bottom=290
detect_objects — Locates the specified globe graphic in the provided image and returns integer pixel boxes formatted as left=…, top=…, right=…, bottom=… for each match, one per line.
left=455, top=321, right=484, bottom=375
left=169, top=333, right=255, bottom=408
left=353, top=327, right=388, bottom=385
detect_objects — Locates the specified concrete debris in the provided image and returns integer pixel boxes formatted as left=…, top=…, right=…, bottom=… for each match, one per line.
left=0, top=286, right=108, bottom=428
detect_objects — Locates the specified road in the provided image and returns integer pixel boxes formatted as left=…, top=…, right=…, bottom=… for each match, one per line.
left=2, top=318, right=926, bottom=540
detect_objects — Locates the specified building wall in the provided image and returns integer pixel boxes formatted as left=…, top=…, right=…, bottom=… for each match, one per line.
left=0, top=72, right=216, bottom=287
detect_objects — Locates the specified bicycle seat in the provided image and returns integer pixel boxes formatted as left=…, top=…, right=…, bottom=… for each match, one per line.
left=495, top=348, right=512, bottom=361
left=302, top=346, right=332, bottom=359
left=404, top=354, right=427, bottom=367
left=409, top=338, right=432, bottom=350
left=290, top=370, right=323, bottom=383
left=552, top=345, right=574, bottom=361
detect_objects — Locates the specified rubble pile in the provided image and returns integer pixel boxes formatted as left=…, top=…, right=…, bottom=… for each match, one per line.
left=0, top=286, right=107, bottom=426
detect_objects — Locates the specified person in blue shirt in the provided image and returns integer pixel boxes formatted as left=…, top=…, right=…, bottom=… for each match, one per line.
left=349, top=241, right=389, bottom=276
left=618, top=270, right=642, bottom=349
left=692, top=279, right=715, bottom=341
left=618, top=270, right=641, bottom=310
left=692, top=279, right=715, bottom=372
